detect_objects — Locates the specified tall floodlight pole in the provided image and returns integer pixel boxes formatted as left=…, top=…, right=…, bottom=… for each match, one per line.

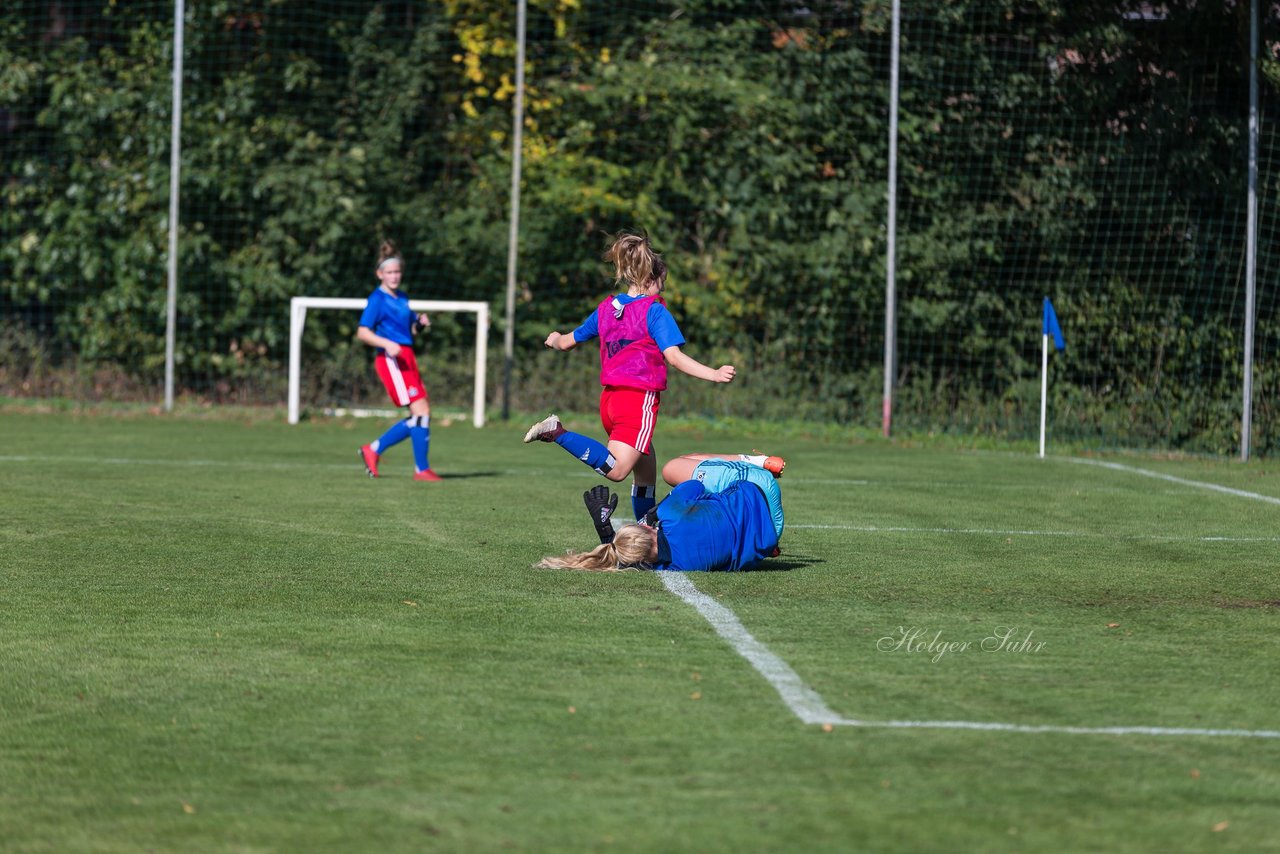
left=501, top=0, right=527, bottom=421
left=1241, top=0, right=1259, bottom=461
left=164, top=0, right=185, bottom=412
left=882, top=0, right=901, bottom=438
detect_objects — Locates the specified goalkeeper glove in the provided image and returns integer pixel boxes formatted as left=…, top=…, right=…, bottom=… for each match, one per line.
left=583, top=485, right=619, bottom=544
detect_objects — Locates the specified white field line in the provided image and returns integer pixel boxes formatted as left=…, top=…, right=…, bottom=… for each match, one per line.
left=788, top=524, right=1280, bottom=544
left=814, top=719, right=1280, bottom=738
left=0, top=454, right=354, bottom=471
left=0, top=454, right=872, bottom=484
left=0, top=453, right=591, bottom=479
left=661, top=571, right=1280, bottom=739
left=1064, top=457, right=1280, bottom=505
left=658, top=572, right=845, bottom=726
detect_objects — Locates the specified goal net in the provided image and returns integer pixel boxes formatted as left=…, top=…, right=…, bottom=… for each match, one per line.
left=288, top=297, right=490, bottom=427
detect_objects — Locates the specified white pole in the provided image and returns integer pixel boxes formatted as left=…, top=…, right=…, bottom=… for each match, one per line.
left=473, top=303, right=490, bottom=427
left=501, top=0, right=527, bottom=420
left=1039, top=334, right=1049, bottom=458
left=882, top=0, right=900, bottom=438
left=1241, top=0, right=1259, bottom=461
left=287, top=299, right=306, bottom=425
left=163, top=0, right=184, bottom=411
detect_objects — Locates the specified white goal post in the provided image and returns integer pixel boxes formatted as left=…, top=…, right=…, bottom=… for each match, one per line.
left=288, top=296, right=490, bottom=427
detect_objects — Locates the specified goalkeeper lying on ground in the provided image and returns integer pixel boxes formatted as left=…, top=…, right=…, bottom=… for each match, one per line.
left=536, top=452, right=785, bottom=573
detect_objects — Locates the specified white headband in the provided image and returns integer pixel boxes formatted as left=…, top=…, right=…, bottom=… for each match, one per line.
left=377, top=256, right=402, bottom=271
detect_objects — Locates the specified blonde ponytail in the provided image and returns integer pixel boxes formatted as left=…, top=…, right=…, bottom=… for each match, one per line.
left=536, top=525, right=656, bottom=572
left=603, top=230, right=660, bottom=291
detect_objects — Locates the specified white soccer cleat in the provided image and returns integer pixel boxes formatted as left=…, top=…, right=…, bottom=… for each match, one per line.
left=523, top=413, right=564, bottom=443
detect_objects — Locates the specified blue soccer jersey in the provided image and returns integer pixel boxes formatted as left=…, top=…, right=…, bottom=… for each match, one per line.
left=359, top=287, right=417, bottom=348
left=650, top=480, right=780, bottom=572
left=572, top=294, right=685, bottom=352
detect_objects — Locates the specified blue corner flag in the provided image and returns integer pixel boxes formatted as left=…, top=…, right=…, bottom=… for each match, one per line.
left=1043, top=297, right=1065, bottom=351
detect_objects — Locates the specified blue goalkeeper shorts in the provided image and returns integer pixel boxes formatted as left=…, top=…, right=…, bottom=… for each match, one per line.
left=690, top=460, right=784, bottom=538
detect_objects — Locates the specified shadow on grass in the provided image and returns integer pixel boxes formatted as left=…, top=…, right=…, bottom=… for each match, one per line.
left=395, top=470, right=503, bottom=480
left=752, top=554, right=823, bottom=572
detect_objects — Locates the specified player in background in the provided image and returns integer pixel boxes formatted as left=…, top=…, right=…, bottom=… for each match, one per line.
left=537, top=451, right=786, bottom=572
left=523, top=231, right=738, bottom=521
left=356, top=240, right=441, bottom=482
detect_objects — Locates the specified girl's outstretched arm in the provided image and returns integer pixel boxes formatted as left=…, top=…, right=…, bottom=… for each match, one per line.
left=544, top=331, right=580, bottom=351
left=663, top=345, right=735, bottom=383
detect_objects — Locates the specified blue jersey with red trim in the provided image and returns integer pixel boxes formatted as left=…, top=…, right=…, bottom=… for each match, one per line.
left=359, top=287, right=416, bottom=348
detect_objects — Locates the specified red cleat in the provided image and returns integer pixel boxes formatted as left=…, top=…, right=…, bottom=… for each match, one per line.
left=753, top=450, right=786, bottom=478
left=359, top=444, right=380, bottom=478
left=413, top=468, right=442, bottom=482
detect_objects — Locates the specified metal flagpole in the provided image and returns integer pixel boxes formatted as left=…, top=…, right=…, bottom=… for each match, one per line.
left=164, top=0, right=184, bottom=411
left=1039, top=332, right=1049, bottom=458
left=882, top=0, right=900, bottom=438
left=1241, top=0, right=1259, bottom=460
left=501, top=0, right=527, bottom=421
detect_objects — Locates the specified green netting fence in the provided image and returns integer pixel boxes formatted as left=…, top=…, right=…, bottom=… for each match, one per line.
left=2, top=1, right=1277, bottom=455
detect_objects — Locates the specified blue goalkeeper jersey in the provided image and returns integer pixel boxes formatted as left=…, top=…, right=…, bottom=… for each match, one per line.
left=651, top=480, right=779, bottom=572
left=359, top=287, right=416, bottom=348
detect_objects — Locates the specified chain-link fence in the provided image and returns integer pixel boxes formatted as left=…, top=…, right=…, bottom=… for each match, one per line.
left=2, top=1, right=1276, bottom=455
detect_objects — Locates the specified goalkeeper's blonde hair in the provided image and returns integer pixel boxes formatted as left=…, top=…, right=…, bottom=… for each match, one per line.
left=536, top=525, right=654, bottom=572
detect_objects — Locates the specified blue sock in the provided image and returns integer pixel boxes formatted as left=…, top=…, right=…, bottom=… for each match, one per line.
left=553, top=431, right=616, bottom=476
left=409, top=415, right=430, bottom=471
left=631, top=484, right=656, bottom=520
left=372, top=418, right=412, bottom=454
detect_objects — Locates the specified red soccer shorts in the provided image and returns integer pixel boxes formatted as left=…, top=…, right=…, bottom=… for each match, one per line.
left=599, top=387, right=661, bottom=454
left=375, top=348, right=428, bottom=407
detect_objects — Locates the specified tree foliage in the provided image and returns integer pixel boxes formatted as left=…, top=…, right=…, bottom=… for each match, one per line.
left=1, top=0, right=1276, bottom=452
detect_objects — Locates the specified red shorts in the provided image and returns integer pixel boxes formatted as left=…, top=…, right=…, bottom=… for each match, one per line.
left=599, top=387, right=661, bottom=454
left=374, top=349, right=428, bottom=407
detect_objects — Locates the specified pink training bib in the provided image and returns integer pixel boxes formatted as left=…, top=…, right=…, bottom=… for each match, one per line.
left=596, top=295, right=667, bottom=390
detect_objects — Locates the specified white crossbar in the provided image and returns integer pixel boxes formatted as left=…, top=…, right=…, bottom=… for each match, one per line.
left=287, top=296, right=489, bottom=426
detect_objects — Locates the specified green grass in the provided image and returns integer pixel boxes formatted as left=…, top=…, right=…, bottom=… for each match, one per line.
left=2, top=410, right=1279, bottom=852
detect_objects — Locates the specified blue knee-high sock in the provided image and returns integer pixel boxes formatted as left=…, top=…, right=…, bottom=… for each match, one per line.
left=408, top=415, right=430, bottom=471
left=553, top=430, right=616, bottom=477
left=372, top=418, right=412, bottom=454
left=631, top=484, right=656, bottom=520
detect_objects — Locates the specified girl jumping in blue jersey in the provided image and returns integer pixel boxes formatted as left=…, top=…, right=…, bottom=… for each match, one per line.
left=536, top=451, right=786, bottom=573
left=356, top=240, right=441, bottom=482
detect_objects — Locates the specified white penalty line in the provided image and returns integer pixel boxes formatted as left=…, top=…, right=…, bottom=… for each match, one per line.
left=659, top=572, right=1280, bottom=739
left=787, top=524, right=1280, bottom=544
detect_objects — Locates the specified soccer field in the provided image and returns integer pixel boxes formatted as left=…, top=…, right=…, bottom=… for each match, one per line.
left=2, top=410, right=1279, bottom=852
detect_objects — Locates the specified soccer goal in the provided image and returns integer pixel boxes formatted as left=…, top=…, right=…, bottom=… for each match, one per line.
left=287, top=296, right=490, bottom=427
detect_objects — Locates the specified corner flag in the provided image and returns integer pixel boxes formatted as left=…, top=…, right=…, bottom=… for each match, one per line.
left=1039, top=297, right=1065, bottom=458
left=1043, top=297, right=1065, bottom=351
